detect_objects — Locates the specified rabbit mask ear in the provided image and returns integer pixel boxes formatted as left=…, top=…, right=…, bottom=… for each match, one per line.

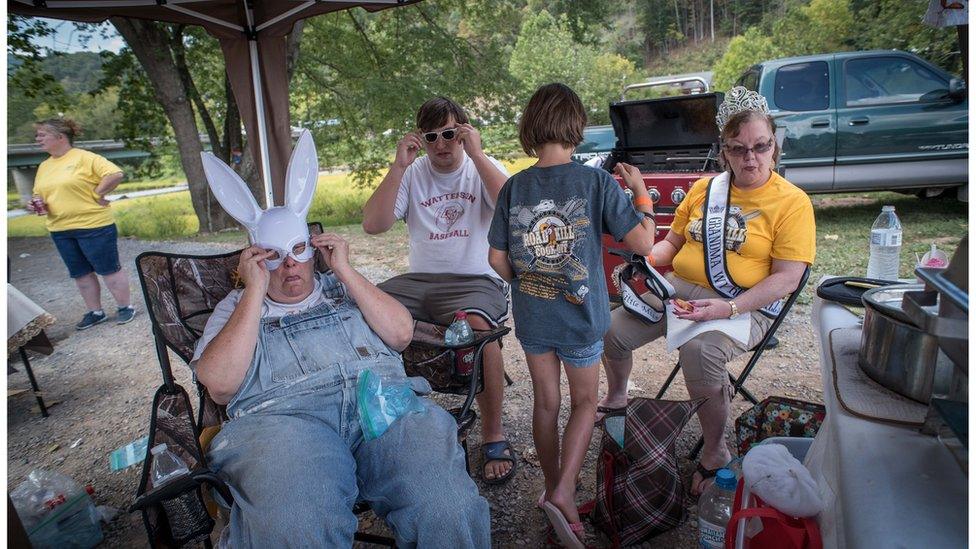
left=201, top=152, right=263, bottom=240
left=284, top=130, right=319, bottom=219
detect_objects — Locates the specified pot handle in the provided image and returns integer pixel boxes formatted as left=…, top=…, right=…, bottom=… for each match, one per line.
left=902, top=290, right=968, bottom=339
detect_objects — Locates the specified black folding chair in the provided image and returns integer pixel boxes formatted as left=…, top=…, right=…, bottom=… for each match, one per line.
left=654, top=266, right=812, bottom=460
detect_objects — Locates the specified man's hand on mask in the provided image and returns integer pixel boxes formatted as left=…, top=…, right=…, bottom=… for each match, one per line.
left=311, top=233, right=351, bottom=276
left=239, top=246, right=273, bottom=294
left=457, top=123, right=483, bottom=158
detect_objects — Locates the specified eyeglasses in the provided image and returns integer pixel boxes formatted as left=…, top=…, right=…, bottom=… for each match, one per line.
left=264, top=242, right=308, bottom=262
left=422, top=127, right=458, bottom=143
left=723, top=138, right=774, bottom=157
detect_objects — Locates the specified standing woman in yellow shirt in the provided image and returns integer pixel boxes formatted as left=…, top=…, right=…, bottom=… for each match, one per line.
left=28, top=118, right=136, bottom=330
left=597, top=88, right=816, bottom=496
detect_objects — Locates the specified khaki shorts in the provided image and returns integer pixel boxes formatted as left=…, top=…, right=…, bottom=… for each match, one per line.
left=377, top=273, right=510, bottom=327
left=603, top=273, right=773, bottom=386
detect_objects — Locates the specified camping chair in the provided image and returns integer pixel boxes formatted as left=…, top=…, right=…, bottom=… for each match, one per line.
left=402, top=321, right=510, bottom=474
left=129, top=224, right=507, bottom=547
left=653, top=265, right=811, bottom=460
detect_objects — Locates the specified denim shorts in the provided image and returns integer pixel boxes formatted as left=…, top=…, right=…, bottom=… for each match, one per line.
left=519, top=339, right=604, bottom=368
left=50, top=224, right=121, bottom=278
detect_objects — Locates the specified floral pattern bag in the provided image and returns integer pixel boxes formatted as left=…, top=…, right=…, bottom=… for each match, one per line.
left=734, top=396, right=826, bottom=456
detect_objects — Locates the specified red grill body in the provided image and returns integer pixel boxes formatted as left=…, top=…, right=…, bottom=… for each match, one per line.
left=599, top=92, right=725, bottom=299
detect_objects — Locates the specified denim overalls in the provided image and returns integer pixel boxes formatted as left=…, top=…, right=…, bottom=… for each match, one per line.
left=206, top=274, right=490, bottom=548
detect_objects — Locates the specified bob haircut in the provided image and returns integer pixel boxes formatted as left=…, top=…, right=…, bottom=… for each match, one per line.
left=35, top=117, right=82, bottom=145
left=718, top=110, right=779, bottom=171
left=518, top=83, right=586, bottom=157
left=416, top=97, right=469, bottom=133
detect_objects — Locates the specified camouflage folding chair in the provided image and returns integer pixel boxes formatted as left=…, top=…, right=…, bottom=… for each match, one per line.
left=129, top=223, right=509, bottom=546
left=129, top=223, right=394, bottom=547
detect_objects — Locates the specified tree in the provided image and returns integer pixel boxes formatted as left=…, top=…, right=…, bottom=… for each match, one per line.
left=853, top=0, right=962, bottom=74
left=509, top=10, right=636, bottom=124
left=291, top=1, right=519, bottom=184
left=712, top=27, right=782, bottom=90
left=772, top=0, right=854, bottom=56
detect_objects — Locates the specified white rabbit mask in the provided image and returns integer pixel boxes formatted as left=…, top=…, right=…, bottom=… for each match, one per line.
left=201, top=130, right=319, bottom=270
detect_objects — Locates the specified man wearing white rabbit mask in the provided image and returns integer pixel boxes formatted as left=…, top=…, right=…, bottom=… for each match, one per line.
left=363, top=97, right=516, bottom=485
left=190, top=131, right=490, bottom=547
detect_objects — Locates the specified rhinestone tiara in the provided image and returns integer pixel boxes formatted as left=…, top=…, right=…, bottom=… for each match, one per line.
left=715, top=86, right=770, bottom=133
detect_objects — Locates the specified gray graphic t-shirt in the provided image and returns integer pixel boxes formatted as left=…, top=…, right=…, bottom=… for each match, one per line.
left=488, top=162, right=642, bottom=347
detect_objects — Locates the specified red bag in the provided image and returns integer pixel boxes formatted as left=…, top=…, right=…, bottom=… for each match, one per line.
left=724, top=479, right=822, bottom=549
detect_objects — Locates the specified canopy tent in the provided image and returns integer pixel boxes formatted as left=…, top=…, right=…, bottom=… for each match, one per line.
left=9, top=0, right=421, bottom=207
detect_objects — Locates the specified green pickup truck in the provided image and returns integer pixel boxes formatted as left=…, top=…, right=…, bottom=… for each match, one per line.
left=735, top=50, right=968, bottom=199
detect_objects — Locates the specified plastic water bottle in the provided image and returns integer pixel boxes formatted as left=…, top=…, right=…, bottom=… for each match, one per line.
left=866, top=205, right=902, bottom=280
left=149, top=444, right=209, bottom=543
left=444, top=311, right=474, bottom=346
left=445, top=311, right=476, bottom=377
left=698, top=468, right=737, bottom=549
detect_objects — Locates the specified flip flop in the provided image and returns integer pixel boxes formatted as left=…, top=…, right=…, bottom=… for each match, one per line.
left=481, top=440, right=517, bottom=485
left=542, top=501, right=585, bottom=549
left=594, top=404, right=625, bottom=426
left=691, top=462, right=720, bottom=497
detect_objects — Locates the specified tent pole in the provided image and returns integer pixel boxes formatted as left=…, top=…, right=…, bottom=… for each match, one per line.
left=243, top=0, right=274, bottom=209
left=249, top=39, right=274, bottom=208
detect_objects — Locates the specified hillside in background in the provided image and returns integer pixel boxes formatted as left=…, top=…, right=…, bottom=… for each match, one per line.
left=8, top=1, right=963, bottom=159
left=8, top=51, right=109, bottom=143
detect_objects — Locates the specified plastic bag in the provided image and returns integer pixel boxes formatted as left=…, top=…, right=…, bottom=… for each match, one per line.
left=357, top=369, right=426, bottom=441
left=10, top=469, right=104, bottom=549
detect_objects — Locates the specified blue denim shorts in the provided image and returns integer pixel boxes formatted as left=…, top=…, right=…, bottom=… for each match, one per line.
left=519, top=339, right=604, bottom=368
left=50, top=224, right=121, bottom=278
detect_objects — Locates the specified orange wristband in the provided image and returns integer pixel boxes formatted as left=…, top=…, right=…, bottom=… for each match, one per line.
left=633, top=195, right=653, bottom=208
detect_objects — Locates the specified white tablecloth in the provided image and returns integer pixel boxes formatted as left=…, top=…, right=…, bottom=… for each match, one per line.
left=808, top=293, right=967, bottom=549
left=7, top=283, right=55, bottom=355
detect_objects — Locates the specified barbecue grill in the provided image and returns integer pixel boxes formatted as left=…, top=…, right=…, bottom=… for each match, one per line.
left=599, top=84, right=725, bottom=299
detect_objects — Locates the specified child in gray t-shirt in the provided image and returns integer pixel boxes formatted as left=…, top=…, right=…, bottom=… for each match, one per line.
left=487, top=83, right=655, bottom=549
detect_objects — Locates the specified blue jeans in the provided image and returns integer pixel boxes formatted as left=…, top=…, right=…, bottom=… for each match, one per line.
left=519, top=338, right=604, bottom=367
left=206, top=293, right=490, bottom=548
left=50, top=224, right=121, bottom=278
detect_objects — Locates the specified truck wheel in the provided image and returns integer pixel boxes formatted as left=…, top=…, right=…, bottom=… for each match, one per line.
left=915, top=188, right=949, bottom=199
left=957, top=184, right=968, bottom=203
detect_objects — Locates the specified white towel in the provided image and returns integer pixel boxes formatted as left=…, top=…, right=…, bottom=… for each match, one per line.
left=743, top=443, right=823, bottom=518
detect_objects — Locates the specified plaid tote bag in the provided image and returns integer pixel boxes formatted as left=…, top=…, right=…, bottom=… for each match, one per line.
left=591, top=397, right=704, bottom=547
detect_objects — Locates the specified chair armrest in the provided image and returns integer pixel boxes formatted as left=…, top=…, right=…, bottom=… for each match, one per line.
left=129, top=468, right=233, bottom=513
left=410, top=320, right=510, bottom=350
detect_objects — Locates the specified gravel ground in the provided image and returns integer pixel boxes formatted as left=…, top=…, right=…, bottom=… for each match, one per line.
left=7, top=232, right=825, bottom=548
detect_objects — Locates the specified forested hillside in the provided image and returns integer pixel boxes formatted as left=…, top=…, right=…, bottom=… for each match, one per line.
left=9, top=0, right=962, bottom=163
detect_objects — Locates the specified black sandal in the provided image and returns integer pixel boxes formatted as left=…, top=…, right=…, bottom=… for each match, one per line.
left=482, top=440, right=518, bottom=485
left=594, top=405, right=626, bottom=426
left=691, top=462, right=720, bottom=496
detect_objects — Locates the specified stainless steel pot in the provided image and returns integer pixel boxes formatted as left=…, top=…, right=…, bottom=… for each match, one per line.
left=858, top=284, right=953, bottom=403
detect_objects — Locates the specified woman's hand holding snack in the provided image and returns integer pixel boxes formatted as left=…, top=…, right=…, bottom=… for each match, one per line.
left=671, top=298, right=734, bottom=322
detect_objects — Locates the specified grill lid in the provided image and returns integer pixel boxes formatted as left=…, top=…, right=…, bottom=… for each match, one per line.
left=608, top=92, right=724, bottom=150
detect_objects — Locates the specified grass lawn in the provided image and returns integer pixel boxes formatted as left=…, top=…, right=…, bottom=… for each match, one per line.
left=804, top=192, right=967, bottom=302
left=7, top=177, right=186, bottom=210
left=9, top=161, right=967, bottom=300
left=8, top=158, right=539, bottom=239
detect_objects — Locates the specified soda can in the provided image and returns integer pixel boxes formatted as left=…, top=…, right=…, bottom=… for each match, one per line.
left=455, top=346, right=476, bottom=377
left=30, top=194, right=48, bottom=215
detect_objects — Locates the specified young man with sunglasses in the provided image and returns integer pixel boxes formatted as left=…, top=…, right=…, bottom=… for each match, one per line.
left=363, top=97, right=517, bottom=485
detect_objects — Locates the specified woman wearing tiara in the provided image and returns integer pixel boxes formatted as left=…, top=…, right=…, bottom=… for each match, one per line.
left=598, top=87, right=817, bottom=496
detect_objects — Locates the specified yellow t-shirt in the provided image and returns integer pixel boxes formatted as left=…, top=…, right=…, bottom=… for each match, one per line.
left=34, top=148, right=123, bottom=231
left=670, top=171, right=816, bottom=289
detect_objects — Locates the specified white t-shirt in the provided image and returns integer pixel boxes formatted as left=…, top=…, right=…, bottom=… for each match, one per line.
left=189, top=275, right=338, bottom=366
left=393, top=153, right=508, bottom=278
